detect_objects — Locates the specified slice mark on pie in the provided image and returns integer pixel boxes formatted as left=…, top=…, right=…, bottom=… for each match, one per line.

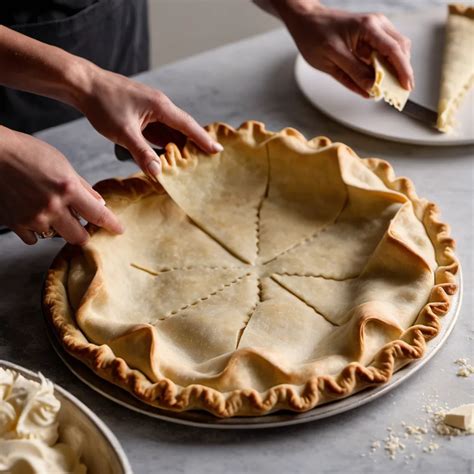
left=44, top=121, right=458, bottom=417
left=258, top=132, right=347, bottom=263
left=272, top=199, right=437, bottom=327
left=270, top=273, right=355, bottom=326
left=157, top=123, right=272, bottom=264
left=129, top=263, right=248, bottom=277
left=437, top=4, right=474, bottom=132
left=237, top=278, right=334, bottom=365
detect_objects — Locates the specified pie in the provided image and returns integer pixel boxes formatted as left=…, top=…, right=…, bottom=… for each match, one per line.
left=370, top=53, right=410, bottom=111
left=437, top=4, right=474, bottom=132
left=44, top=121, right=458, bottom=417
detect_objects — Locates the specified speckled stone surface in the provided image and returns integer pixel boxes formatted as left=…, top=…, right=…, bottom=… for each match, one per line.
left=1, top=4, right=473, bottom=473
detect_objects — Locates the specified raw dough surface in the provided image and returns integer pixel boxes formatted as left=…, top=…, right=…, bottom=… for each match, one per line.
left=370, top=53, right=410, bottom=111
left=44, top=122, right=458, bottom=417
left=437, top=4, right=474, bottom=132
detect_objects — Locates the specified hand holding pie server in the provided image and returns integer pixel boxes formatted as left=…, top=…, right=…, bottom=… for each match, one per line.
left=270, top=0, right=414, bottom=96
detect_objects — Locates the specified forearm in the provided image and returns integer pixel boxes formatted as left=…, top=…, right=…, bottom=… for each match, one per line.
left=0, top=26, right=96, bottom=109
left=255, top=0, right=323, bottom=19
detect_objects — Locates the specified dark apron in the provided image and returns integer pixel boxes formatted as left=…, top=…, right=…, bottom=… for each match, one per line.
left=0, top=0, right=149, bottom=134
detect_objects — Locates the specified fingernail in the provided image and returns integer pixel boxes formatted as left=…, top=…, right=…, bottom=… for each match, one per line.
left=211, top=142, right=224, bottom=153
left=147, top=159, right=161, bottom=181
left=99, top=197, right=106, bottom=206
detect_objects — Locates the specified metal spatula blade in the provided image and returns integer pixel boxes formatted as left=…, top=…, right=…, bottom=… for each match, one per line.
left=399, top=100, right=439, bottom=129
left=114, top=144, right=165, bottom=162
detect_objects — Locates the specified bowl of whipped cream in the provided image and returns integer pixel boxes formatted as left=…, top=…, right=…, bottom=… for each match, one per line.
left=0, top=360, right=132, bottom=474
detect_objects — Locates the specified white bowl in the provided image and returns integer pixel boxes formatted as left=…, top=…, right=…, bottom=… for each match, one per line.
left=0, top=360, right=132, bottom=474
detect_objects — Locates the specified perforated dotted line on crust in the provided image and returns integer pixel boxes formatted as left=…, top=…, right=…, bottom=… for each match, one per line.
left=270, top=275, right=338, bottom=327
left=158, top=272, right=253, bottom=321
left=262, top=229, right=325, bottom=266
left=272, top=272, right=359, bottom=281
left=130, top=263, right=248, bottom=276
left=262, top=194, right=349, bottom=266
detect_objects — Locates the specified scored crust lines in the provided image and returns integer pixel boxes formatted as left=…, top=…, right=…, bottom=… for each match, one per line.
left=46, top=121, right=459, bottom=418
left=159, top=272, right=253, bottom=321
left=130, top=140, right=360, bottom=338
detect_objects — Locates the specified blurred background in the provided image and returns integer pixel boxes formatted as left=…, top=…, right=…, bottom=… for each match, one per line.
left=148, top=0, right=278, bottom=67
left=148, top=0, right=448, bottom=68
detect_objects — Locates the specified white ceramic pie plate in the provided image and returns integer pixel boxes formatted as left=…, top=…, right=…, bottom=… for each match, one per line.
left=294, top=9, right=474, bottom=146
left=43, top=270, right=462, bottom=429
left=0, top=360, right=133, bottom=472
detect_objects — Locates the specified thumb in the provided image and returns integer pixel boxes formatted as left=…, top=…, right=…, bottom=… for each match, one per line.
left=124, top=130, right=161, bottom=182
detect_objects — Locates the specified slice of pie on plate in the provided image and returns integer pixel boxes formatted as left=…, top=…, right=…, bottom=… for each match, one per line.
left=437, top=4, right=474, bottom=132
left=44, top=122, right=458, bottom=417
left=369, top=53, right=410, bottom=111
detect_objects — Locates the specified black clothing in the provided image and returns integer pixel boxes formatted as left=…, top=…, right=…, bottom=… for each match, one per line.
left=0, top=0, right=149, bottom=133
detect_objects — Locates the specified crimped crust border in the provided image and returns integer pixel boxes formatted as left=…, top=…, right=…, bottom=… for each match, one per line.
left=43, top=121, right=459, bottom=417
left=449, top=3, right=474, bottom=19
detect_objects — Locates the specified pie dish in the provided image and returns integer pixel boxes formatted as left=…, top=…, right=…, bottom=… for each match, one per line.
left=44, top=121, right=458, bottom=417
left=437, top=4, right=474, bottom=132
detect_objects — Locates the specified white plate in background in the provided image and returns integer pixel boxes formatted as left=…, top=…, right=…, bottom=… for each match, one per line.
left=295, top=9, right=474, bottom=146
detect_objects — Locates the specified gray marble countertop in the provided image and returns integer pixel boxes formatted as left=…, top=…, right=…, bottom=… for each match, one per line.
left=1, top=6, right=473, bottom=474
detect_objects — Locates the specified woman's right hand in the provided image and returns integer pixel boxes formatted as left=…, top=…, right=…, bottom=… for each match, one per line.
left=0, top=126, right=123, bottom=245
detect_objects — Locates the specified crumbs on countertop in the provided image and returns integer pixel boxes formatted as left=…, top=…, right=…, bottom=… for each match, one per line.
left=366, top=393, right=473, bottom=464
left=454, top=358, right=474, bottom=378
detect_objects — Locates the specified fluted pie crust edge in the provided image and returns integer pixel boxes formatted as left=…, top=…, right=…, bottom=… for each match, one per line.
left=43, top=122, right=459, bottom=417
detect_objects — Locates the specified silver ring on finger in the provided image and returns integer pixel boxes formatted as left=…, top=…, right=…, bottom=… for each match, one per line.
left=69, top=207, right=86, bottom=226
left=36, top=228, right=57, bottom=239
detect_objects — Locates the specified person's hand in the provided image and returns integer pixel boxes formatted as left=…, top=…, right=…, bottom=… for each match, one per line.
left=274, top=1, right=413, bottom=97
left=73, top=65, right=223, bottom=181
left=0, top=126, right=123, bottom=245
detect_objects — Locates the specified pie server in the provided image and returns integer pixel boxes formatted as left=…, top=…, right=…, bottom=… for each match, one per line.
left=398, top=100, right=439, bottom=129
left=114, top=144, right=165, bottom=162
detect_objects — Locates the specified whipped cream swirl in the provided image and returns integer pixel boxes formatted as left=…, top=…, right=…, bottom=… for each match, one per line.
left=0, top=368, right=87, bottom=473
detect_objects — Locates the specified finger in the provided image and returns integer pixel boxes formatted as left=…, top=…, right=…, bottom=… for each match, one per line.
left=330, top=45, right=375, bottom=92
left=12, top=227, right=37, bottom=245
left=123, top=128, right=162, bottom=182
left=355, top=41, right=373, bottom=65
left=51, top=210, right=90, bottom=246
left=380, top=23, right=414, bottom=89
left=364, top=25, right=413, bottom=90
left=329, top=66, right=370, bottom=98
left=379, top=17, right=411, bottom=55
left=79, top=176, right=106, bottom=204
left=143, top=122, right=187, bottom=150
left=155, top=99, right=223, bottom=154
left=72, top=189, right=124, bottom=235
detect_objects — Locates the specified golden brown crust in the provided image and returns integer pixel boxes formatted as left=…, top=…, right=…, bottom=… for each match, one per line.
left=449, top=3, right=474, bottom=19
left=43, top=122, right=459, bottom=417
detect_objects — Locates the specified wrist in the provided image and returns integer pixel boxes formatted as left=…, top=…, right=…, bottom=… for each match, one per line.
left=60, top=55, right=100, bottom=111
left=270, top=0, right=325, bottom=19
left=0, top=126, right=19, bottom=171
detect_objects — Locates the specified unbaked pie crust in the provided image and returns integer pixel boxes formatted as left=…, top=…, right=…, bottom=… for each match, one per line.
left=437, top=4, right=474, bottom=132
left=370, top=53, right=410, bottom=111
left=44, top=122, right=458, bottom=417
